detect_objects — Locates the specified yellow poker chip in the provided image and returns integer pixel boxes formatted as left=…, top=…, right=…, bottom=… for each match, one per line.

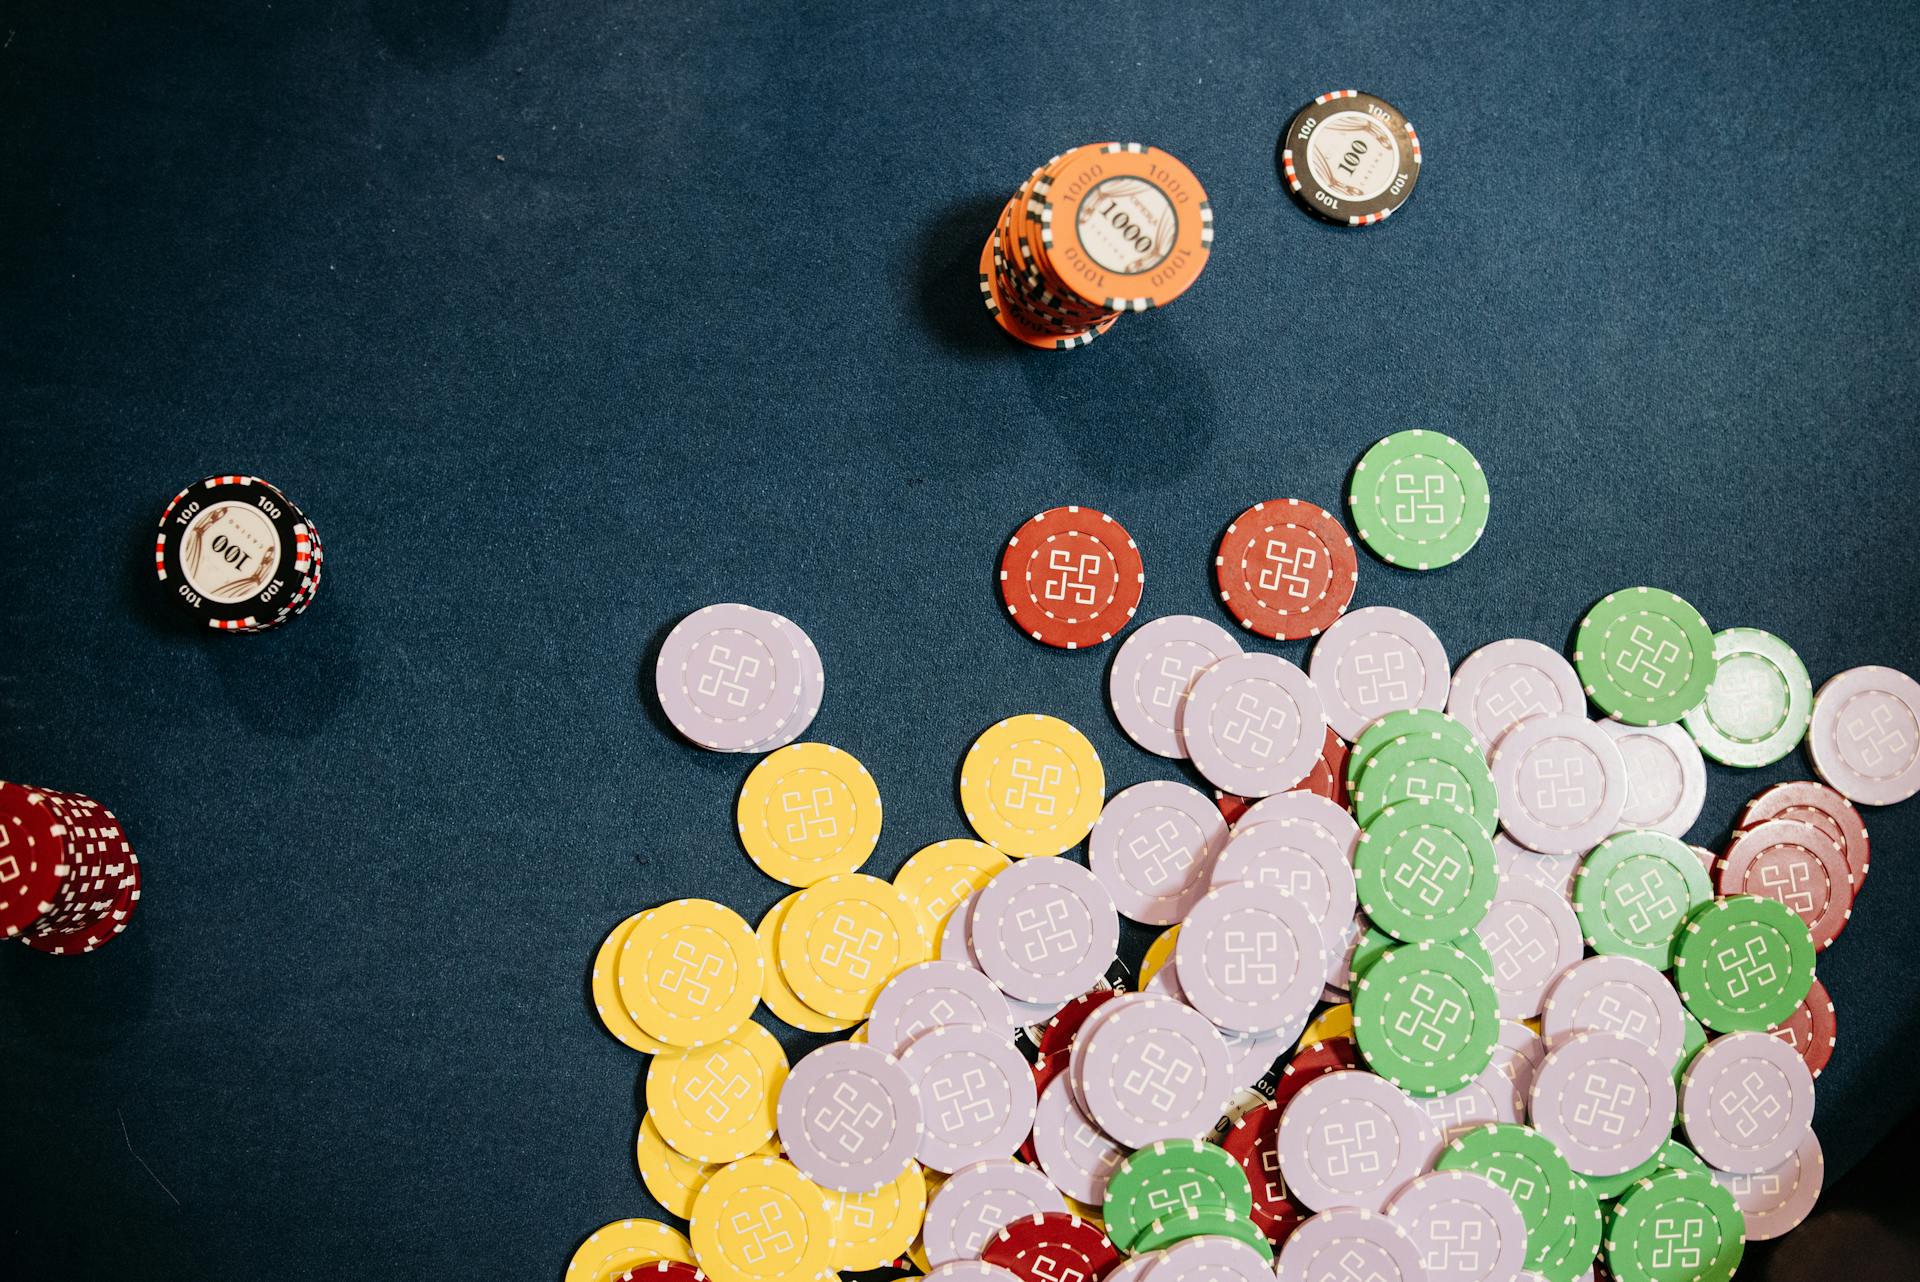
left=848, top=1022, right=868, bottom=1044
left=692, top=1157, right=839, bottom=1282
left=646, top=1021, right=788, bottom=1164
left=637, top=1114, right=780, bottom=1220
left=958, top=715, right=1106, bottom=858
left=737, top=744, right=884, bottom=887
left=595, top=912, right=667, bottom=1054
left=1138, top=925, right=1181, bottom=987
left=1297, top=1002, right=1354, bottom=1049
left=826, top=1161, right=926, bottom=1270
left=1062, top=1196, right=1105, bottom=1232
left=619, top=899, right=765, bottom=1048
left=777, top=874, right=931, bottom=1021
left=757, top=894, right=858, bottom=1033
left=893, top=840, right=1010, bottom=937
left=565, top=1218, right=694, bottom=1282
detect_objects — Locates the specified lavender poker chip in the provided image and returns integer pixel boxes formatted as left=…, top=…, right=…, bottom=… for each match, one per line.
left=940, top=892, right=980, bottom=964
left=1448, top=639, right=1586, bottom=753
left=1540, top=955, right=1688, bottom=1068
left=1386, top=1168, right=1530, bottom=1282
left=1109, top=614, right=1245, bottom=759
left=1234, top=790, right=1360, bottom=860
left=1206, top=819, right=1360, bottom=967
left=1277, top=1069, right=1439, bottom=1212
left=1180, top=652, right=1328, bottom=797
left=1030, top=1073, right=1128, bottom=1204
left=1599, top=720, right=1707, bottom=838
left=970, top=858, right=1118, bottom=1004
left=747, top=609, right=826, bottom=752
left=1528, top=1030, right=1676, bottom=1176
left=1487, top=1022, right=1546, bottom=1117
left=1309, top=607, right=1452, bottom=741
left=1090, top=781, right=1230, bottom=925
left=1148, top=1235, right=1272, bottom=1282
left=867, top=961, right=1013, bottom=1057
left=924, top=1265, right=1025, bottom=1282
left=922, top=1158, right=1066, bottom=1266
left=1275, top=1207, right=1426, bottom=1282
left=1222, top=1022, right=1297, bottom=1089
left=777, top=1041, right=924, bottom=1192
left=1174, top=881, right=1326, bottom=1035
left=1490, top=714, right=1628, bottom=856
left=1808, top=665, right=1920, bottom=806
left=655, top=603, right=809, bottom=751
left=1680, top=1031, right=1815, bottom=1174
left=1417, top=1060, right=1523, bottom=1145
left=1106, top=1254, right=1165, bottom=1282
left=1711, top=1127, right=1824, bottom=1240
left=1474, top=876, right=1584, bottom=1019
left=897, top=1023, right=1037, bottom=1173
left=1067, top=990, right=1137, bottom=1119
left=1493, top=832, right=1579, bottom=904
left=1077, top=994, right=1232, bottom=1147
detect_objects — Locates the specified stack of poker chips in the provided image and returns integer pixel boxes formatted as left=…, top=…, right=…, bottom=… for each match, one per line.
left=0, top=781, right=142, bottom=955
left=154, top=475, right=325, bottom=632
left=979, top=142, right=1213, bottom=351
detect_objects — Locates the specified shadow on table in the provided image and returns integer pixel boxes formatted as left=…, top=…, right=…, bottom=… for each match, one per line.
left=1748, top=1103, right=1920, bottom=1280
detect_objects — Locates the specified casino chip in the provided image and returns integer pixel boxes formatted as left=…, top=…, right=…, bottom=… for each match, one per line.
left=1354, top=798, right=1498, bottom=942
left=898, top=1023, right=1036, bottom=1172
left=1573, top=588, right=1718, bottom=726
left=998, top=507, right=1145, bottom=648
left=1739, top=780, right=1871, bottom=891
left=1679, top=1031, right=1814, bottom=1174
left=827, top=1161, right=927, bottom=1271
left=1770, top=976, right=1837, bottom=1078
left=1354, top=940, right=1500, bottom=1095
left=1277, top=1069, right=1438, bottom=1211
left=1311, top=607, right=1453, bottom=740
left=892, top=840, right=1009, bottom=940
left=1347, top=432, right=1488, bottom=568
left=981, top=1211, right=1120, bottom=1282
left=1, top=783, right=144, bottom=953
left=1682, top=628, right=1812, bottom=767
left=646, top=1022, right=787, bottom=1163
left=921, top=1159, right=1065, bottom=1267
left=1350, top=729, right=1498, bottom=833
left=1541, top=954, right=1689, bottom=1068
left=1176, top=881, right=1326, bottom=1034
left=959, top=715, right=1105, bottom=857
left=778, top=1040, right=922, bottom=1193
left=1180, top=652, right=1328, bottom=797
left=866, top=960, right=1011, bottom=1057
left=618, top=899, right=764, bottom=1048
left=153, top=475, right=324, bottom=632
left=1808, top=664, right=1920, bottom=805
left=1279, top=91, right=1424, bottom=227
left=1089, top=781, right=1228, bottom=925
left=1108, top=615, right=1243, bottom=758
left=1076, top=994, right=1233, bottom=1146
left=1274, top=1207, right=1425, bottom=1282
left=1448, top=639, right=1585, bottom=753
left=1436, top=1124, right=1587, bottom=1278
left=1671, top=896, right=1815, bottom=1032
left=1605, top=1169, right=1744, bottom=1282
left=566, top=1219, right=695, bottom=1282
left=1214, top=499, right=1359, bottom=639
left=1205, top=816, right=1359, bottom=969
left=1490, top=714, right=1628, bottom=857
left=755, top=894, right=858, bottom=1034
left=1528, top=1031, right=1676, bottom=1177
left=1475, top=876, right=1582, bottom=1019
left=778, top=874, right=930, bottom=1020
left=1104, top=1139, right=1252, bottom=1250
left=1598, top=721, right=1708, bottom=839
left=1711, top=1127, right=1822, bottom=1241
left=689, top=1157, right=838, bottom=1282
left=1717, top=819, right=1853, bottom=950
left=736, top=743, right=882, bottom=886
left=1573, top=830, right=1714, bottom=968
left=1030, top=1074, right=1127, bottom=1204
left=656, top=604, right=822, bottom=753
left=1385, top=1169, right=1529, bottom=1282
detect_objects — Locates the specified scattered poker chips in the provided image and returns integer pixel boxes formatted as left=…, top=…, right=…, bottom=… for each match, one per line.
left=153, top=474, right=325, bottom=632
left=1683, top=627, right=1813, bottom=767
left=1807, top=665, right=1920, bottom=805
left=981, top=144, right=1214, bottom=351
left=1280, top=90, right=1423, bottom=227
left=655, top=604, right=823, bottom=752
left=1, top=781, right=143, bottom=953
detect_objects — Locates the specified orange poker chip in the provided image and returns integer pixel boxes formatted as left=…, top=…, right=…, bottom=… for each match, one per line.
left=1038, top=143, right=1213, bottom=311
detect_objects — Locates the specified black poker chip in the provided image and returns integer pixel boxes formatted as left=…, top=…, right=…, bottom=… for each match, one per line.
left=1278, top=90, right=1422, bottom=227
left=153, top=475, right=323, bottom=631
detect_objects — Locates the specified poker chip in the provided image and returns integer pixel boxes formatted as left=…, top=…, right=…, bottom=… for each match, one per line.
left=736, top=743, right=883, bottom=886
left=656, top=604, right=820, bottom=753
left=1076, top=993, right=1232, bottom=1147
left=1671, top=896, right=1815, bottom=1032
left=1808, top=665, right=1920, bottom=805
left=1179, top=652, right=1328, bottom=797
left=1274, top=1206, right=1425, bottom=1282
left=1493, top=832, right=1580, bottom=905
left=618, top=899, right=765, bottom=1048
left=981, top=1211, right=1120, bottom=1282
left=866, top=960, right=1011, bottom=1058
left=1088, top=781, right=1228, bottom=925
left=778, top=873, right=930, bottom=1020
left=636, top=1114, right=771, bottom=1220
left=1604, top=1169, right=1745, bottom=1282
left=1354, top=798, right=1498, bottom=942
left=1213, top=499, right=1359, bottom=640
left=1232, top=789, right=1360, bottom=860
left=922, top=1158, right=1065, bottom=1267
left=1206, top=818, right=1359, bottom=971
left=1489, top=714, right=1629, bottom=857
left=1541, top=954, right=1690, bottom=1068
left=1347, top=708, right=1479, bottom=793
left=755, top=894, right=858, bottom=1034
left=777, top=1041, right=922, bottom=1192
left=970, top=856, right=1118, bottom=1003
left=1310, top=607, right=1452, bottom=740
left=1436, top=1123, right=1587, bottom=1277
left=1, top=783, right=145, bottom=952
left=1347, top=431, right=1489, bottom=569
left=1131, top=1205, right=1269, bottom=1256
left=998, top=506, right=1145, bottom=649
left=1413, top=1054, right=1525, bottom=1145
left=1350, top=729, right=1498, bottom=833
left=1682, top=628, right=1813, bottom=767
left=959, top=715, right=1106, bottom=858
left=1528, top=1031, right=1676, bottom=1177
left=689, top=1156, right=838, bottom=1282
left=1573, top=588, right=1718, bottom=727
left=1572, top=830, right=1714, bottom=968
left=1680, top=1030, right=1815, bottom=1174
left=1107, top=615, right=1243, bottom=758
left=567, top=1219, right=696, bottom=1281
left=615, top=1261, right=705, bottom=1282
left=1385, top=1169, right=1530, bottom=1282
left=1581, top=1136, right=1708, bottom=1201
left=1029, top=1074, right=1127, bottom=1205
left=1710, top=1127, right=1822, bottom=1241
left=1354, top=940, right=1500, bottom=1096
left=1717, top=818, right=1853, bottom=950
left=152, top=475, right=324, bottom=632
left=1739, top=780, right=1870, bottom=891
left=594, top=913, right=669, bottom=1052
left=1175, top=881, right=1326, bottom=1035
left=894, top=840, right=1010, bottom=939
left=1280, top=90, right=1424, bottom=227
left=897, top=1023, right=1037, bottom=1173
left=1277, top=1069, right=1438, bottom=1211
left=1104, top=1139, right=1251, bottom=1250
left=1475, top=876, right=1583, bottom=1019
left=1770, top=976, right=1836, bottom=1078
left=1598, top=721, right=1708, bottom=839
left=926, top=1265, right=1022, bottom=1282
left=1148, top=1234, right=1272, bottom=1282
left=1448, top=639, right=1585, bottom=753
left=646, top=1022, right=788, bottom=1163
left=827, top=1161, right=927, bottom=1271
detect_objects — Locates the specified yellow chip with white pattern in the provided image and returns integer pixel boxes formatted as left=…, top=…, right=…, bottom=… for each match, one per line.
left=565, top=1218, right=694, bottom=1282
left=1139, top=925, right=1180, bottom=987
left=1297, top=1001, right=1354, bottom=1049
left=692, top=1156, right=839, bottom=1282
left=892, top=840, right=1009, bottom=938
left=827, top=1161, right=926, bottom=1271
left=646, top=1021, right=788, bottom=1164
left=619, top=899, right=764, bottom=1048
left=958, top=715, right=1105, bottom=858
left=757, top=893, right=857, bottom=1033
left=777, top=874, right=930, bottom=1021
left=737, top=743, right=883, bottom=886
left=595, top=912, right=667, bottom=1054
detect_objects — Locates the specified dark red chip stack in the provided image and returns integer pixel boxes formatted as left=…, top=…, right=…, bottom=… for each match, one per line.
left=0, top=781, right=142, bottom=954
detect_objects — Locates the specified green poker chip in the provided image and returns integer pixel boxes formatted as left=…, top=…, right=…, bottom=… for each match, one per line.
left=1574, top=587, right=1718, bottom=726
left=1102, top=1139, right=1251, bottom=1250
left=1354, top=798, right=1498, bottom=942
left=1681, top=627, right=1813, bottom=767
left=1437, top=1123, right=1585, bottom=1274
left=1584, top=1138, right=1708, bottom=1201
left=1130, top=1205, right=1271, bottom=1257
left=1349, top=920, right=1400, bottom=983
left=1673, top=1008, right=1708, bottom=1086
left=1347, top=430, right=1491, bottom=569
left=1352, top=731, right=1499, bottom=833
left=1572, top=831, right=1714, bottom=968
left=1353, top=940, right=1500, bottom=1095
left=1604, top=1168, right=1745, bottom=1282
left=1346, top=708, right=1479, bottom=792
left=1536, top=1174, right=1603, bottom=1282
left=1671, top=895, right=1815, bottom=1031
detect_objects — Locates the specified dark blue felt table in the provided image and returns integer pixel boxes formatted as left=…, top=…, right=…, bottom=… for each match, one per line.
left=4, top=1, right=1919, bottom=1277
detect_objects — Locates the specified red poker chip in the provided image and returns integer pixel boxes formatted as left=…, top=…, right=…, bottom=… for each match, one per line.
left=1213, top=791, right=1253, bottom=826
left=1220, top=1099, right=1292, bottom=1223
left=998, top=507, right=1145, bottom=650
left=1292, top=728, right=1351, bottom=809
left=1040, top=988, right=1117, bottom=1060
left=982, top=1211, right=1119, bottom=1282
left=0, top=782, right=70, bottom=937
left=1287, top=1035, right=1362, bottom=1078
left=1214, top=499, right=1358, bottom=641
left=1740, top=781, right=1870, bottom=894
left=1770, top=976, right=1837, bottom=1078
left=1718, top=819, right=1854, bottom=950
left=618, top=1265, right=707, bottom=1282
left=20, top=850, right=140, bottom=956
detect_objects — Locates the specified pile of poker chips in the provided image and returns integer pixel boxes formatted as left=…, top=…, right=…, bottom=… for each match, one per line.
left=1279, top=90, right=1424, bottom=228
left=574, top=432, right=1920, bottom=1282
left=979, top=143, right=1213, bottom=352
left=153, top=475, right=324, bottom=632
left=0, top=780, right=142, bottom=954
